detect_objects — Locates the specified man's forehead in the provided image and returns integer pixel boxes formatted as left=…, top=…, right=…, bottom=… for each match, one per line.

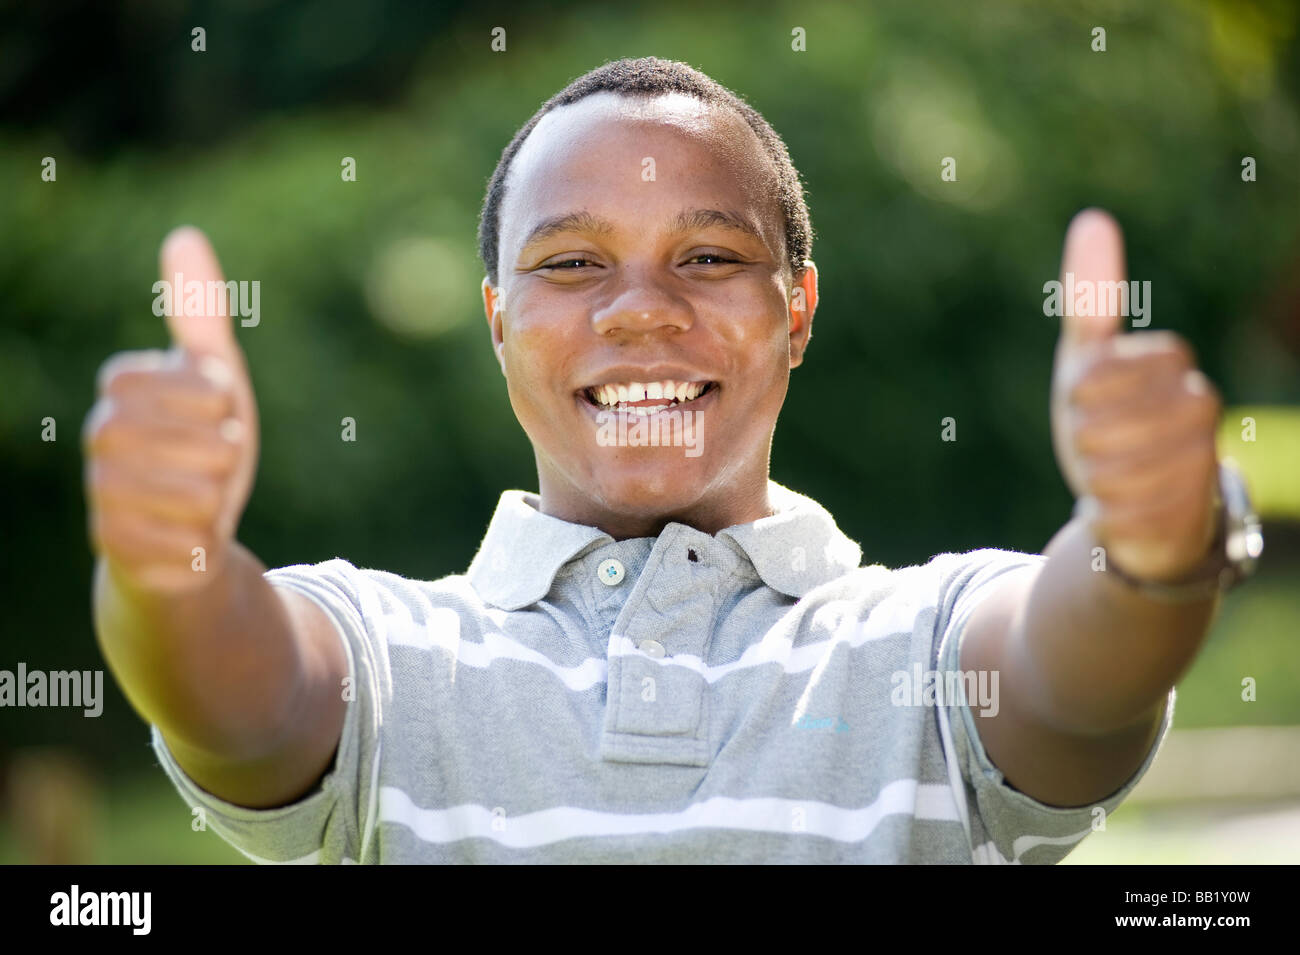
left=502, top=91, right=780, bottom=246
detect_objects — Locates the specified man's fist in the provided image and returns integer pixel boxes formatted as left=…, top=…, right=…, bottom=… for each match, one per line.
left=1050, top=209, right=1221, bottom=584
left=83, top=227, right=259, bottom=593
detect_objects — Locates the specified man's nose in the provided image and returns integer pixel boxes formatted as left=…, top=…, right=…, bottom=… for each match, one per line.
left=590, top=270, right=694, bottom=337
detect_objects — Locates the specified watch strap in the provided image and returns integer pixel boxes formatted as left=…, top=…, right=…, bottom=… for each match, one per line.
left=1073, top=460, right=1260, bottom=603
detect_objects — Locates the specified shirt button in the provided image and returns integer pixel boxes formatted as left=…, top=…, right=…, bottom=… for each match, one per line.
left=638, top=639, right=666, bottom=659
left=597, top=558, right=626, bottom=586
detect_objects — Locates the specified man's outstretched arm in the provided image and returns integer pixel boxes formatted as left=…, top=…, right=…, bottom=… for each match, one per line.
left=87, top=227, right=348, bottom=810
left=961, top=209, right=1224, bottom=808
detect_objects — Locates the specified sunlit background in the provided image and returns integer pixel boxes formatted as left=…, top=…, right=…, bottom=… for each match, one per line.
left=1, top=0, right=1297, bottom=863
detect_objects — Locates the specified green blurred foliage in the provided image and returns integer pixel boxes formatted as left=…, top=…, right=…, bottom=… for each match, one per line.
left=1, top=0, right=1298, bottom=787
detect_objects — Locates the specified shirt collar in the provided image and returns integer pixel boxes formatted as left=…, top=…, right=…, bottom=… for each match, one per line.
left=465, top=480, right=862, bottom=610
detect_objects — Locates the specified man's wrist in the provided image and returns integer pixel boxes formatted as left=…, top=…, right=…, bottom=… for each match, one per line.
left=1074, top=460, right=1261, bottom=603
left=1097, top=507, right=1229, bottom=603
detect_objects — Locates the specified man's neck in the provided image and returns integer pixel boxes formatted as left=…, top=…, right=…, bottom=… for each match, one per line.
left=536, top=471, right=776, bottom=541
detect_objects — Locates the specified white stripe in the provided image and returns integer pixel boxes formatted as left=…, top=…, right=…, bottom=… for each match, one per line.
left=969, top=827, right=1092, bottom=865
left=972, top=840, right=1011, bottom=864
left=385, top=596, right=915, bottom=693
left=1010, top=827, right=1092, bottom=862
left=608, top=617, right=904, bottom=684
left=359, top=736, right=382, bottom=863
left=238, top=846, right=322, bottom=864
left=376, top=779, right=961, bottom=849
left=238, top=846, right=361, bottom=865
left=385, top=608, right=609, bottom=691
left=378, top=593, right=922, bottom=692
left=935, top=697, right=974, bottom=853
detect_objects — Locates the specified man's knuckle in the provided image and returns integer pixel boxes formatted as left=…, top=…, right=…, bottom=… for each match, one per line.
left=97, top=350, right=163, bottom=393
left=88, top=411, right=135, bottom=456
left=1152, top=330, right=1193, bottom=364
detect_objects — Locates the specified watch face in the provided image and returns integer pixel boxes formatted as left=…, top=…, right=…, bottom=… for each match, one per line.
left=1219, top=460, right=1263, bottom=575
left=1227, top=519, right=1264, bottom=570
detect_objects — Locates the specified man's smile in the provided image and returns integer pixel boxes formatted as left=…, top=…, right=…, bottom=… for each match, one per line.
left=580, top=379, right=717, bottom=414
left=573, top=363, right=720, bottom=420
left=575, top=378, right=719, bottom=423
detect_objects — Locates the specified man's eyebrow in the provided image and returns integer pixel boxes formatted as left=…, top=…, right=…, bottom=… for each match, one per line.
left=669, top=208, right=764, bottom=242
left=518, top=207, right=765, bottom=255
left=519, top=211, right=615, bottom=252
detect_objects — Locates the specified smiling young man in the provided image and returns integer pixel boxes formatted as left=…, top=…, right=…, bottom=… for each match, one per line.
left=87, top=57, right=1253, bottom=863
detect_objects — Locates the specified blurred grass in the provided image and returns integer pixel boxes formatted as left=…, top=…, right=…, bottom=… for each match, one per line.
left=1217, top=406, right=1300, bottom=520
left=0, top=772, right=248, bottom=865
left=1169, top=560, right=1300, bottom=727
left=1064, top=798, right=1300, bottom=864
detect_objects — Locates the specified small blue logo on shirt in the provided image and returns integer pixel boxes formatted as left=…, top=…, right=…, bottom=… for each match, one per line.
left=793, top=714, right=849, bottom=733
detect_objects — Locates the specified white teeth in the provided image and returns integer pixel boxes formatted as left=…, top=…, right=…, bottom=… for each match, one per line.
left=590, top=379, right=711, bottom=407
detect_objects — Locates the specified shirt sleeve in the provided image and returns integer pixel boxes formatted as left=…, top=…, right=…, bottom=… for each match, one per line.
left=930, top=548, right=1175, bottom=864
left=149, top=558, right=388, bottom=864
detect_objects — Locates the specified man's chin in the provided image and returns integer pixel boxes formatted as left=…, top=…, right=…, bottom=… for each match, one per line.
left=583, top=455, right=712, bottom=520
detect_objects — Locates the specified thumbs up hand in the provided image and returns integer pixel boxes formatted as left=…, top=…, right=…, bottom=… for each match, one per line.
left=84, top=227, right=259, bottom=593
left=1049, top=209, right=1221, bottom=583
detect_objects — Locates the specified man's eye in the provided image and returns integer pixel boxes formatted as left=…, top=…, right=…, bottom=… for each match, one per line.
left=542, top=258, right=595, bottom=270
left=539, top=254, right=739, bottom=271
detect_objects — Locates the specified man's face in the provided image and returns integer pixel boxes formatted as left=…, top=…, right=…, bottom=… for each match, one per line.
left=485, top=91, right=816, bottom=535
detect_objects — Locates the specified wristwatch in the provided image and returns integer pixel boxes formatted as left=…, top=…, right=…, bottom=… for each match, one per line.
left=1076, top=459, right=1264, bottom=602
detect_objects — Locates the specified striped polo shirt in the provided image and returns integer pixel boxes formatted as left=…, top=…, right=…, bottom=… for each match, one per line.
left=150, top=480, right=1172, bottom=863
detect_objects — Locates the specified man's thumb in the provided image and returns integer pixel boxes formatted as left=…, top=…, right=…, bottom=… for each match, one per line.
left=1057, top=207, right=1127, bottom=348
left=159, top=226, right=238, bottom=357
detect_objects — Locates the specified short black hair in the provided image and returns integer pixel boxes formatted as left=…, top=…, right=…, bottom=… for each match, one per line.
left=477, top=56, right=812, bottom=287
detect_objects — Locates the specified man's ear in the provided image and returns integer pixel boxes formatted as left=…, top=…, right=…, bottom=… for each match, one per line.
left=481, top=276, right=507, bottom=376
left=788, top=260, right=817, bottom=369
